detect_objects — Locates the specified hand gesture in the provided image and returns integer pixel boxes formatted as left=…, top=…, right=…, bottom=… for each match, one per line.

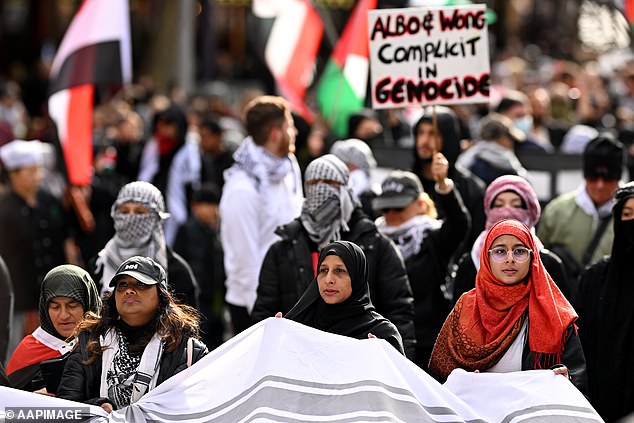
left=431, top=152, right=450, bottom=188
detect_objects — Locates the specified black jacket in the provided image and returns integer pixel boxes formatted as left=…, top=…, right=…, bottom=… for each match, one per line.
left=419, top=166, right=485, bottom=253
left=90, top=248, right=200, bottom=309
left=396, top=187, right=469, bottom=365
left=252, top=208, right=416, bottom=358
left=452, top=248, right=572, bottom=304
left=57, top=331, right=208, bottom=408
left=173, top=218, right=225, bottom=304
left=0, top=255, right=12, bottom=363
left=521, top=323, right=588, bottom=397
left=0, top=190, right=69, bottom=311
left=574, top=257, right=632, bottom=420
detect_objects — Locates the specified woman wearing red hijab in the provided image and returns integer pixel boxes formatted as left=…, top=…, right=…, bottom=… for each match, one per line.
left=429, top=219, right=587, bottom=395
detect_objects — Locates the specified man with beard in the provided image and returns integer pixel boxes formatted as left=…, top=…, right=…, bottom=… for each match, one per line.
left=251, top=154, right=415, bottom=359
left=412, top=107, right=484, bottom=251
left=220, top=96, right=303, bottom=335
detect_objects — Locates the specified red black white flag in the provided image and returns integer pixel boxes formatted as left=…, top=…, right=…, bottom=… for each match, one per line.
left=48, top=0, right=132, bottom=186
left=253, top=0, right=323, bottom=123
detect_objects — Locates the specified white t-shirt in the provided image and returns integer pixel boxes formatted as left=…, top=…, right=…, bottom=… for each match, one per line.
left=487, top=319, right=528, bottom=373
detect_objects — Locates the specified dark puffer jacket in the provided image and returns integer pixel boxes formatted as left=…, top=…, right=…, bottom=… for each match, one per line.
left=252, top=208, right=416, bottom=358
left=57, top=331, right=208, bottom=408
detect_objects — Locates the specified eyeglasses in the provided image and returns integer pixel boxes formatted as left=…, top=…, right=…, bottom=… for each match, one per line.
left=116, top=280, right=152, bottom=291
left=488, top=247, right=532, bottom=263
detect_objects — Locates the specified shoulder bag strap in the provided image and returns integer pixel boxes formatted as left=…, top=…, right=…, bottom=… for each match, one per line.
left=581, top=215, right=611, bottom=266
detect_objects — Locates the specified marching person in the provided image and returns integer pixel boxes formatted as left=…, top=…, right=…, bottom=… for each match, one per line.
left=6, top=265, right=101, bottom=391
left=57, top=256, right=208, bottom=412
left=252, top=154, right=415, bottom=358
left=429, top=220, right=587, bottom=395
left=286, top=240, right=404, bottom=355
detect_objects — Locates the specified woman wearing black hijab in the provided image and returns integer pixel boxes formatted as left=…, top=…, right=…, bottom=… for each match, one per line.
left=574, top=181, right=634, bottom=422
left=285, top=241, right=404, bottom=355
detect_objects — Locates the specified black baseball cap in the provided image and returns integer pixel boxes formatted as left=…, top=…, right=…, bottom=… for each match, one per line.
left=373, top=171, right=423, bottom=211
left=109, top=256, right=167, bottom=288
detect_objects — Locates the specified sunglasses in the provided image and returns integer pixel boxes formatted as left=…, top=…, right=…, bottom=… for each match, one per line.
left=488, top=247, right=532, bottom=263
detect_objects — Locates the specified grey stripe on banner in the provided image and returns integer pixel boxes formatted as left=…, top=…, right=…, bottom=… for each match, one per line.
left=500, top=404, right=601, bottom=423
left=241, top=411, right=471, bottom=423
left=141, top=375, right=487, bottom=423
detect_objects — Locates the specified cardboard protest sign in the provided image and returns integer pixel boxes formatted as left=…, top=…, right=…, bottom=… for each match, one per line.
left=369, top=5, right=490, bottom=109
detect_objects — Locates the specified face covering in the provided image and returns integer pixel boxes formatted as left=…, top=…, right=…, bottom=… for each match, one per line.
left=113, top=213, right=158, bottom=246
left=514, top=116, right=533, bottom=135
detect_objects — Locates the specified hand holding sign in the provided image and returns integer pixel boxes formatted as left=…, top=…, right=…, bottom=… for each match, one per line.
left=431, top=152, right=450, bottom=189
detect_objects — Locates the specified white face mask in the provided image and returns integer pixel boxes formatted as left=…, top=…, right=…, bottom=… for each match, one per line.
left=514, top=116, right=533, bottom=135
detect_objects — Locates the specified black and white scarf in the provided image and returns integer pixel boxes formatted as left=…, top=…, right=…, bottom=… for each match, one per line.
left=229, top=136, right=296, bottom=190
left=100, top=327, right=164, bottom=409
left=376, top=215, right=441, bottom=260
left=300, top=155, right=357, bottom=249
left=96, top=181, right=169, bottom=295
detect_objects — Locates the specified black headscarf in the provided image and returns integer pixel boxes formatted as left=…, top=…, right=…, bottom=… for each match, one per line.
left=286, top=241, right=404, bottom=354
left=596, top=181, right=634, bottom=420
left=39, top=265, right=102, bottom=339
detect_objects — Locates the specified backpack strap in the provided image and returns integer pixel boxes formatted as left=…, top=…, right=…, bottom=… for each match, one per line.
left=581, top=216, right=611, bottom=267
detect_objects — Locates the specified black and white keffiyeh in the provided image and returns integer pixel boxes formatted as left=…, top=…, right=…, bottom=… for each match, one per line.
left=300, top=155, right=357, bottom=249
left=229, top=136, right=295, bottom=189
left=100, top=327, right=164, bottom=409
left=96, top=181, right=169, bottom=295
left=376, top=215, right=441, bottom=260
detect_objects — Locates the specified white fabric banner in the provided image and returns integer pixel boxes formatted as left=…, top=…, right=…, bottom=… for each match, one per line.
left=0, top=318, right=602, bottom=422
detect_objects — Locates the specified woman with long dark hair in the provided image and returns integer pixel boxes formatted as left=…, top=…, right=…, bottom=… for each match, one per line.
left=57, top=256, right=207, bottom=412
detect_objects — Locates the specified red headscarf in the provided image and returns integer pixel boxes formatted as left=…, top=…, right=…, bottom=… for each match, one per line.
left=429, top=219, right=577, bottom=380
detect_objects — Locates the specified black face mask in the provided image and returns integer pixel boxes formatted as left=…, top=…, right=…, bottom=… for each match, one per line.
left=617, top=219, right=634, bottom=253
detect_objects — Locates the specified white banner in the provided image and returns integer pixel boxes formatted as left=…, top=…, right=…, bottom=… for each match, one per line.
left=368, top=5, right=490, bottom=109
left=0, top=318, right=602, bottom=422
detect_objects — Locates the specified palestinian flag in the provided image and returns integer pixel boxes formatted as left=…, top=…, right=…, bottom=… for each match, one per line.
left=316, top=0, right=377, bottom=138
left=48, top=0, right=131, bottom=186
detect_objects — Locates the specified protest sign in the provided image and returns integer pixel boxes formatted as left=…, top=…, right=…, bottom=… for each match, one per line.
left=369, top=5, right=490, bottom=109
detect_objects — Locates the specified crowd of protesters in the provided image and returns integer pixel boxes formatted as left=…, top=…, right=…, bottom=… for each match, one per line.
left=1, top=51, right=634, bottom=421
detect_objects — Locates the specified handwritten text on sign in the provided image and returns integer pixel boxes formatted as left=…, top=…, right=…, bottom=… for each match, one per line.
left=368, top=5, right=490, bottom=109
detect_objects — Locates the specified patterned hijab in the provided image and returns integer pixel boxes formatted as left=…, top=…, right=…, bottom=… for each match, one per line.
left=429, top=220, right=576, bottom=381
left=300, top=155, right=358, bottom=249
left=96, top=181, right=169, bottom=295
left=471, top=175, right=543, bottom=268
left=39, top=265, right=101, bottom=339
